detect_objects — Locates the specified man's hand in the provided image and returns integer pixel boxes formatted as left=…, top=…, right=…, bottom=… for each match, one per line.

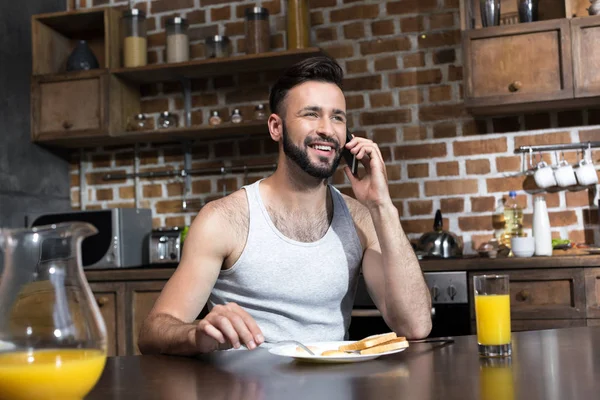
left=343, top=136, right=391, bottom=209
left=195, top=302, right=264, bottom=352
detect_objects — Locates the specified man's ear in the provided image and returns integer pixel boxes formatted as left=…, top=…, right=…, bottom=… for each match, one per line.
left=268, top=114, right=283, bottom=142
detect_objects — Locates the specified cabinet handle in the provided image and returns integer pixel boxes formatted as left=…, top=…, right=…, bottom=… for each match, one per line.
left=516, top=290, right=530, bottom=301
left=96, top=296, right=109, bottom=307
left=508, top=81, right=523, bottom=93
left=62, top=121, right=73, bottom=130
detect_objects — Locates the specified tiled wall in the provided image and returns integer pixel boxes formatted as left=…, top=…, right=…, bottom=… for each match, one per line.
left=71, top=0, right=600, bottom=253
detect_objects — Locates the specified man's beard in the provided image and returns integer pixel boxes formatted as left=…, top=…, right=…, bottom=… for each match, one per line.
left=281, top=122, right=342, bottom=179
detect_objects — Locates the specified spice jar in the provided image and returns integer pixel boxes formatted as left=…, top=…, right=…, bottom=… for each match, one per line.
left=122, top=8, right=147, bottom=67
left=158, top=111, right=179, bottom=129
left=230, top=109, right=243, bottom=124
left=254, top=104, right=267, bottom=120
left=127, top=113, right=151, bottom=131
left=209, top=110, right=222, bottom=126
left=287, top=0, right=310, bottom=50
left=205, top=35, right=231, bottom=58
left=166, top=17, right=189, bottom=63
left=245, top=7, right=270, bottom=54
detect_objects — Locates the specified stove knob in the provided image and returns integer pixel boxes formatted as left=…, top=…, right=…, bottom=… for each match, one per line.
left=430, top=285, right=440, bottom=301
left=447, top=285, right=457, bottom=300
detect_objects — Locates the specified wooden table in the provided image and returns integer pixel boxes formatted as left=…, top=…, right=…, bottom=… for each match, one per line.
left=87, top=326, right=600, bottom=399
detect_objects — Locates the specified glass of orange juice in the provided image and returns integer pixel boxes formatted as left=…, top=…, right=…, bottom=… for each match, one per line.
left=479, top=357, right=514, bottom=400
left=0, top=222, right=107, bottom=400
left=474, top=274, right=511, bottom=357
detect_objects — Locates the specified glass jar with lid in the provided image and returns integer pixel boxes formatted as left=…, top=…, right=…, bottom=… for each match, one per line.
left=205, top=35, right=231, bottom=58
left=158, top=112, right=179, bottom=129
left=122, top=8, right=147, bottom=67
left=166, top=17, right=189, bottom=63
left=245, top=7, right=270, bottom=54
left=287, top=0, right=310, bottom=50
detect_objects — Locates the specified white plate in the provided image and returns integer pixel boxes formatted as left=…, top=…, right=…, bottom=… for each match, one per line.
left=268, top=340, right=408, bottom=364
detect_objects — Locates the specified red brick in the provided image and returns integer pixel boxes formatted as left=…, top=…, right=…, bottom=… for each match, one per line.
left=152, top=0, right=194, bottom=13
left=579, top=129, right=600, bottom=142
left=471, top=196, right=496, bottom=212
left=395, top=143, right=446, bottom=160
left=330, top=4, right=379, bottom=22
left=155, top=200, right=183, bottom=214
left=387, top=0, right=438, bottom=14
left=399, top=88, right=424, bottom=105
left=86, top=171, right=126, bottom=185
left=486, top=176, right=529, bottom=193
left=466, top=159, right=491, bottom=175
left=389, top=69, right=443, bottom=87
left=91, top=154, right=111, bottom=168
left=400, top=16, right=425, bottom=32
left=210, top=5, right=231, bottom=21
left=496, top=156, right=521, bottom=172
left=360, top=109, right=411, bottom=125
left=448, top=65, right=463, bottom=81
left=403, top=52, right=425, bottom=68
left=311, top=11, right=324, bottom=26
left=316, top=27, right=337, bottom=42
left=346, top=59, right=368, bottom=74
left=192, top=179, right=212, bottom=194
left=360, top=37, right=412, bottom=55
left=569, top=229, right=595, bottom=244
left=425, top=179, right=478, bottom=196
left=344, top=75, right=381, bottom=91
left=407, top=163, right=429, bottom=178
left=430, top=12, right=455, bottom=29
left=514, top=132, right=572, bottom=149
left=343, top=22, right=365, bottom=39
left=566, top=190, right=593, bottom=207
left=369, top=92, right=394, bottom=108
left=419, top=104, right=466, bottom=121
left=95, top=188, right=113, bottom=201
left=141, top=99, right=169, bottom=114
left=374, top=56, right=398, bottom=71
left=463, top=119, right=487, bottom=136
left=322, top=43, right=355, bottom=58
left=346, top=94, right=365, bottom=110
left=548, top=211, right=578, bottom=227
left=437, top=161, right=459, bottom=176
left=409, top=200, right=433, bottom=216
left=386, top=165, right=402, bottom=181
left=373, top=127, right=397, bottom=143
left=187, top=9, right=206, bottom=25
left=418, top=30, right=461, bottom=48
left=441, top=198, right=464, bottom=213
left=166, top=183, right=183, bottom=196
left=471, top=234, right=494, bottom=251
left=401, top=218, right=450, bottom=235
left=143, top=184, right=163, bottom=198
left=453, top=138, right=507, bottom=156
left=458, top=216, right=494, bottom=231
left=429, top=85, right=452, bottom=102
left=372, top=20, right=395, bottom=36
left=309, top=0, right=337, bottom=7
left=433, top=122, right=456, bottom=138
left=389, top=183, right=420, bottom=199
left=403, top=126, right=427, bottom=141
left=165, top=216, right=186, bottom=227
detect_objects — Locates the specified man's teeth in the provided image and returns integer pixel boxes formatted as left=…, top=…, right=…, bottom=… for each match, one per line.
left=313, top=145, right=332, bottom=151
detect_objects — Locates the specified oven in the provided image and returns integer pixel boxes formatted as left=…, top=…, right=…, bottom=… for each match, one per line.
left=348, top=271, right=471, bottom=340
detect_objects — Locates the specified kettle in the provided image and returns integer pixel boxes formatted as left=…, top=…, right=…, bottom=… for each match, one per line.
left=416, top=210, right=463, bottom=258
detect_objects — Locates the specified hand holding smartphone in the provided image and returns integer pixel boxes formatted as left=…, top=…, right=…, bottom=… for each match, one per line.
left=342, top=129, right=358, bottom=176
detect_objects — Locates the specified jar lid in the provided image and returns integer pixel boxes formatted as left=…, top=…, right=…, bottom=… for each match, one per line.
left=211, top=110, right=221, bottom=116
left=255, top=104, right=265, bottom=110
left=166, top=16, right=187, bottom=26
left=133, top=113, right=147, bottom=120
left=245, top=7, right=269, bottom=18
left=205, top=35, right=230, bottom=44
left=232, top=109, right=241, bottom=115
left=160, top=111, right=174, bottom=117
left=123, top=8, right=146, bottom=18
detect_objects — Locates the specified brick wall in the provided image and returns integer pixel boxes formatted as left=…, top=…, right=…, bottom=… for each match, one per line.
left=72, top=0, right=600, bottom=253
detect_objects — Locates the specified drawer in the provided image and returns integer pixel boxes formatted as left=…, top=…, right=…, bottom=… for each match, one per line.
left=470, top=269, right=586, bottom=320
left=463, top=19, right=573, bottom=112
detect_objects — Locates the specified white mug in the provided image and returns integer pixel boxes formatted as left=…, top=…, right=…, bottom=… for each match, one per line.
left=534, top=161, right=556, bottom=188
left=575, top=159, right=598, bottom=186
left=553, top=160, right=577, bottom=187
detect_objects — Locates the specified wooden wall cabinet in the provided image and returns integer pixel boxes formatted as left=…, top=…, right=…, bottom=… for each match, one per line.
left=571, top=18, right=600, bottom=98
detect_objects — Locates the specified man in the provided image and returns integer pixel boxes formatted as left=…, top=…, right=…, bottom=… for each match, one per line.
left=138, top=56, right=431, bottom=355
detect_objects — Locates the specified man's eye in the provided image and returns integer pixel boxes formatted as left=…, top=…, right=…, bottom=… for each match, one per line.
left=305, top=112, right=318, bottom=117
left=332, top=115, right=345, bottom=122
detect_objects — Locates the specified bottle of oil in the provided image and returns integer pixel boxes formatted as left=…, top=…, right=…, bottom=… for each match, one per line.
left=501, top=191, right=524, bottom=247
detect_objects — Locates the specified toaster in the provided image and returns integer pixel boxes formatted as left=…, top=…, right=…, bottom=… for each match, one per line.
left=149, top=227, right=181, bottom=264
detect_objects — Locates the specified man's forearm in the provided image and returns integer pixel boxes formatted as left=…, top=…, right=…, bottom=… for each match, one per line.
left=138, top=313, right=199, bottom=356
left=369, top=202, right=432, bottom=338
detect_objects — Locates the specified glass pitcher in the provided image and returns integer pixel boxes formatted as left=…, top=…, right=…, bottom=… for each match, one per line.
left=0, top=222, right=107, bottom=400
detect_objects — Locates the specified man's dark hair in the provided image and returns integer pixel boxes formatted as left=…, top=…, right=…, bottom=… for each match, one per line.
left=269, top=56, right=344, bottom=116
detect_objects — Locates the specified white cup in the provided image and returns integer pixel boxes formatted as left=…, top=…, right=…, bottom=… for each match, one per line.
left=575, top=159, right=598, bottom=186
left=511, top=237, right=535, bottom=257
left=534, top=161, right=556, bottom=188
left=553, top=160, right=578, bottom=187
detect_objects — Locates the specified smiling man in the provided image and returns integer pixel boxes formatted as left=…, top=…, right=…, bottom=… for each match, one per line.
left=138, top=56, right=432, bottom=355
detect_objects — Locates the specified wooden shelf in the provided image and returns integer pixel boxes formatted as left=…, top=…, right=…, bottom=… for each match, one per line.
left=111, top=47, right=324, bottom=83
left=40, top=120, right=269, bottom=148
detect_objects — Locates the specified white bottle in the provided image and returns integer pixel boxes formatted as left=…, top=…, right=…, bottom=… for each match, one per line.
left=533, top=197, right=552, bottom=256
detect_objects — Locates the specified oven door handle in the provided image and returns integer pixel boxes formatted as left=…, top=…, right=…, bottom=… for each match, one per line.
left=351, top=309, right=382, bottom=317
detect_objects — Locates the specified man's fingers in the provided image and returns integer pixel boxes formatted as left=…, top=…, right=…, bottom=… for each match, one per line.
left=209, top=315, right=241, bottom=348
left=228, top=303, right=265, bottom=346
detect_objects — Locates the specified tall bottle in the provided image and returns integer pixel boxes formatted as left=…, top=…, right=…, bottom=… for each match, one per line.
left=533, top=196, right=552, bottom=256
left=501, top=191, right=524, bottom=247
left=287, top=0, right=310, bottom=49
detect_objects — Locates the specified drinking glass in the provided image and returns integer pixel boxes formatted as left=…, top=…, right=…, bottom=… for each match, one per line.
left=480, top=357, right=514, bottom=400
left=474, top=275, right=511, bottom=357
left=0, top=222, right=107, bottom=400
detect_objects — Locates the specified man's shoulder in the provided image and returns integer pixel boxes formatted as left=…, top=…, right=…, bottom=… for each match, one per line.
left=201, top=189, right=248, bottom=226
left=338, top=192, right=370, bottom=224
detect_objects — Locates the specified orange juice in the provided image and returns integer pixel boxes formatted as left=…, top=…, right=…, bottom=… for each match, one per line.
left=475, top=294, right=511, bottom=345
left=0, top=348, right=106, bottom=400
left=480, top=363, right=514, bottom=400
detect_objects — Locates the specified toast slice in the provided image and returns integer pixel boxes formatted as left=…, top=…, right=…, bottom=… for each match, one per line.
left=338, top=332, right=397, bottom=352
left=359, top=337, right=409, bottom=355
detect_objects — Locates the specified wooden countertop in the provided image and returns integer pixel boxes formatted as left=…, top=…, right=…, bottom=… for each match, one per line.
left=86, top=326, right=600, bottom=400
left=84, top=254, right=600, bottom=282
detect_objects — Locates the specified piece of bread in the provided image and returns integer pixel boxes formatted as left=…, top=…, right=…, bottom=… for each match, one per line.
left=295, top=345, right=319, bottom=355
left=359, top=337, right=409, bottom=355
left=321, top=349, right=348, bottom=357
left=338, top=332, right=397, bottom=352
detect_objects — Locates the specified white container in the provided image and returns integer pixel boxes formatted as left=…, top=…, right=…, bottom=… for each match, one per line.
left=532, top=197, right=552, bottom=256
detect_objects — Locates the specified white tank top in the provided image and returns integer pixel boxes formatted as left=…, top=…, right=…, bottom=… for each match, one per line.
left=208, top=179, right=363, bottom=343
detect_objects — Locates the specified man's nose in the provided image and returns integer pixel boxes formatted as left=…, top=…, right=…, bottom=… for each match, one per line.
left=315, top=117, right=335, bottom=137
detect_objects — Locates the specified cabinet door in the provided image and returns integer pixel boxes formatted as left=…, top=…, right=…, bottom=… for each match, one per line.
left=89, top=282, right=126, bottom=356
left=31, top=71, right=108, bottom=141
left=463, top=19, right=573, bottom=114
left=584, top=268, right=600, bottom=318
left=126, top=281, right=167, bottom=355
left=571, top=16, right=600, bottom=97
left=511, top=319, right=586, bottom=332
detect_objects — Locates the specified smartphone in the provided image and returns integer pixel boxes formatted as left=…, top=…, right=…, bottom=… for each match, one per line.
left=343, top=129, right=358, bottom=176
